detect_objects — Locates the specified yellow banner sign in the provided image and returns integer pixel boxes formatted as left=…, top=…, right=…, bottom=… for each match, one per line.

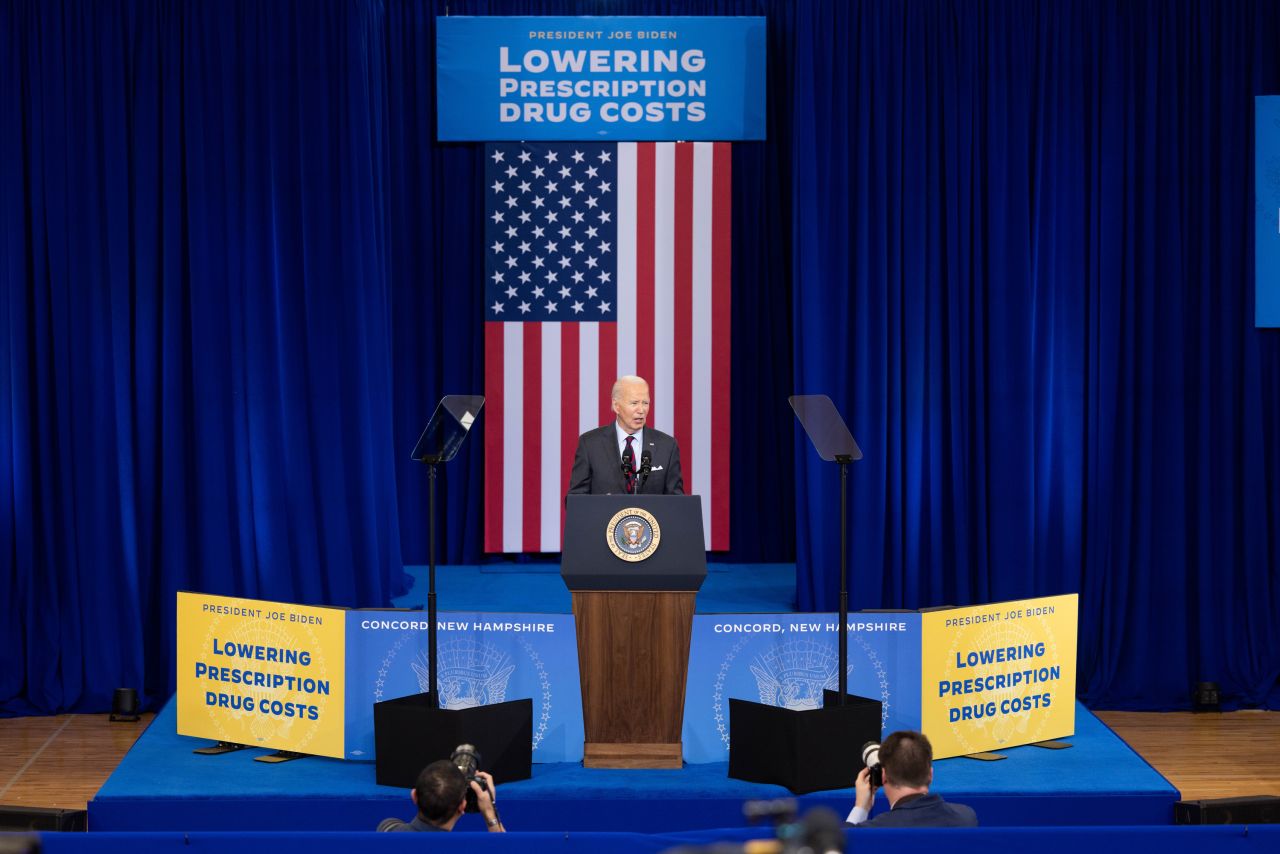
left=176, top=591, right=346, bottom=758
left=920, top=594, right=1077, bottom=759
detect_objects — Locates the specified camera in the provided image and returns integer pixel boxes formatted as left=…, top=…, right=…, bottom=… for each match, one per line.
left=451, top=743, right=493, bottom=813
left=861, top=741, right=883, bottom=789
left=737, top=800, right=844, bottom=854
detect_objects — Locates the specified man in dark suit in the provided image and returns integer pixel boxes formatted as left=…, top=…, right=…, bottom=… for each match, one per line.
left=567, top=375, right=684, bottom=496
left=846, top=730, right=978, bottom=827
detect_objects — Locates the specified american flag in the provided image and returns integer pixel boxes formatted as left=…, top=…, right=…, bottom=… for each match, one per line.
left=483, top=141, right=731, bottom=553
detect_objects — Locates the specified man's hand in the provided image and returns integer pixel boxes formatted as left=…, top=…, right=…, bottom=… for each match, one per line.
left=471, top=771, right=504, bottom=832
left=854, top=766, right=876, bottom=812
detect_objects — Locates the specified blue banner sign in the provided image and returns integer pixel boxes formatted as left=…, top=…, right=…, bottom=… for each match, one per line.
left=436, top=16, right=766, bottom=141
left=343, top=609, right=920, bottom=765
left=1258, top=97, right=1280, bottom=326
left=682, top=613, right=923, bottom=764
left=344, top=610, right=583, bottom=763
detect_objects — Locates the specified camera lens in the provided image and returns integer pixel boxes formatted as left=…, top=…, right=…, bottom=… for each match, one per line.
left=451, top=743, right=481, bottom=777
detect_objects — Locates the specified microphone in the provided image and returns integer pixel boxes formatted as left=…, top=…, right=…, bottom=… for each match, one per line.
left=621, top=442, right=636, bottom=491
left=639, top=448, right=652, bottom=491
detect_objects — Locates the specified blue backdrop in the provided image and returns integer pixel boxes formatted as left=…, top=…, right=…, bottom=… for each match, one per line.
left=3, top=0, right=1277, bottom=714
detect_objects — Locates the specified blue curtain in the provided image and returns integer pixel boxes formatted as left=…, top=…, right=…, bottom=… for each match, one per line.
left=4, top=0, right=1278, bottom=714
left=792, top=0, right=1280, bottom=709
left=2, top=0, right=404, bottom=713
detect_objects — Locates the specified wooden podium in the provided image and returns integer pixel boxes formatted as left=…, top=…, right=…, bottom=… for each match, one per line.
left=562, top=495, right=706, bottom=769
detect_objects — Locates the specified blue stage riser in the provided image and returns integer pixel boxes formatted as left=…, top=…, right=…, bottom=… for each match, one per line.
left=89, top=699, right=1178, bottom=832
left=39, top=828, right=1280, bottom=854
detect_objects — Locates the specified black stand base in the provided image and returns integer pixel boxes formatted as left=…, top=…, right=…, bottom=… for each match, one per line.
left=727, top=692, right=881, bottom=794
left=192, top=741, right=250, bottom=756
left=963, top=751, right=1007, bottom=761
left=373, top=694, right=533, bottom=788
left=254, top=750, right=307, bottom=764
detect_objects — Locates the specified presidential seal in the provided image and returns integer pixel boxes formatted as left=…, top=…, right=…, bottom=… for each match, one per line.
left=606, top=507, right=661, bottom=561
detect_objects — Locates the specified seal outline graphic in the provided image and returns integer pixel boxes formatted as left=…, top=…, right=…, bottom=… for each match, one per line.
left=199, top=607, right=331, bottom=753
left=938, top=611, right=1062, bottom=754
left=411, top=637, right=516, bottom=709
left=372, top=622, right=555, bottom=752
left=606, top=507, right=661, bottom=562
left=710, top=624, right=892, bottom=753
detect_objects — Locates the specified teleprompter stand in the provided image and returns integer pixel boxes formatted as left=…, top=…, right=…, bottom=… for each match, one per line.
left=373, top=395, right=532, bottom=788
left=727, top=395, right=880, bottom=794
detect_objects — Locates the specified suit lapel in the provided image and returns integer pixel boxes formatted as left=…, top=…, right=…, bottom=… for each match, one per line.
left=598, top=425, right=627, bottom=494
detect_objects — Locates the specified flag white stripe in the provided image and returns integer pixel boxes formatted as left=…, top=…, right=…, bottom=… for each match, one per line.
left=692, top=143, right=715, bottom=541
left=616, top=143, right=637, bottom=377
left=652, top=143, right=676, bottom=435
left=540, top=323, right=561, bottom=551
left=502, top=322, right=524, bottom=552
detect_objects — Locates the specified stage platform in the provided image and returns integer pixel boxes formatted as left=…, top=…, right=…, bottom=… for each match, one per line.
left=89, top=696, right=1179, bottom=831
left=91, top=566, right=1178, bottom=831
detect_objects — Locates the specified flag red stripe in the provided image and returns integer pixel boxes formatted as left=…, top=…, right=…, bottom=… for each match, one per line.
left=711, top=143, right=733, bottom=550
left=560, top=323, right=579, bottom=539
left=522, top=323, right=542, bottom=552
left=484, top=322, right=504, bottom=552
left=635, top=143, right=656, bottom=416
left=673, top=143, right=695, bottom=497
left=598, top=321, right=617, bottom=426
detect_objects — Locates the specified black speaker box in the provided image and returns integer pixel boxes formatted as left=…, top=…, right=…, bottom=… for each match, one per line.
left=373, top=693, right=532, bottom=789
left=0, top=805, right=87, bottom=831
left=1175, top=795, right=1280, bottom=824
left=728, top=691, right=881, bottom=794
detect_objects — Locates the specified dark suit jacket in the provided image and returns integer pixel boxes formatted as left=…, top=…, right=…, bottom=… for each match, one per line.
left=857, top=793, right=978, bottom=828
left=566, top=424, right=684, bottom=496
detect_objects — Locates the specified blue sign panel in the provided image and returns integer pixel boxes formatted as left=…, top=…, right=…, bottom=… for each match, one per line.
left=437, top=16, right=766, bottom=141
left=1257, top=97, right=1280, bottom=327
left=344, top=611, right=583, bottom=762
left=682, top=613, right=923, bottom=764
left=344, top=609, right=921, bottom=765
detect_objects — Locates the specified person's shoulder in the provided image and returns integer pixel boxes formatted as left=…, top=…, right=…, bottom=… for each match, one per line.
left=581, top=423, right=614, bottom=441
left=942, top=799, right=978, bottom=826
left=645, top=426, right=677, bottom=444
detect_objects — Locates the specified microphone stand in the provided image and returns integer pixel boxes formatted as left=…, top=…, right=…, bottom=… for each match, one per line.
left=427, top=461, right=439, bottom=708
left=836, top=453, right=852, bottom=704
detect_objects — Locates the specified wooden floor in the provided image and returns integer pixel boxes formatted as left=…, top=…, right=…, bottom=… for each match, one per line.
left=0, top=713, right=154, bottom=811
left=1096, top=709, right=1280, bottom=801
left=0, top=710, right=1277, bottom=812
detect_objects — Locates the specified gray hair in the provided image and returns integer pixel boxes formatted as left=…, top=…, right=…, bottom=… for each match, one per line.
left=611, top=375, right=649, bottom=401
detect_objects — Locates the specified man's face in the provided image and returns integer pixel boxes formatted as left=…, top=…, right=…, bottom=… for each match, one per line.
left=612, top=383, right=650, bottom=434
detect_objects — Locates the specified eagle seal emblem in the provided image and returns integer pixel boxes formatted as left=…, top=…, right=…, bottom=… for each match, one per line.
left=606, top=507, right=661, bottom=561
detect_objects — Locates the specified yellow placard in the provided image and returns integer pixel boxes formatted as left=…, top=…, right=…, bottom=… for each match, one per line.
left=920, top=594, right=1077, bottom=759
left=176, top=591, right=346, bottom=758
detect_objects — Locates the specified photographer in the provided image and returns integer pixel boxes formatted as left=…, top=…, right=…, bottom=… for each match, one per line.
left=846, top=730, right=977, bottom=828
left=377, top=759, right=505, bottom=832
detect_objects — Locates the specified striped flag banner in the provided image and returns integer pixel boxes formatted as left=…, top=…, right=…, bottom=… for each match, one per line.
left=483, top=141, right=731, bottom=553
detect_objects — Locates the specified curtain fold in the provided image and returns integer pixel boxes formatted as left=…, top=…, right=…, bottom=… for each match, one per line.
left=792, top=0, right=1280, bottom=709
left=3, top=0, right=404, bottom=713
